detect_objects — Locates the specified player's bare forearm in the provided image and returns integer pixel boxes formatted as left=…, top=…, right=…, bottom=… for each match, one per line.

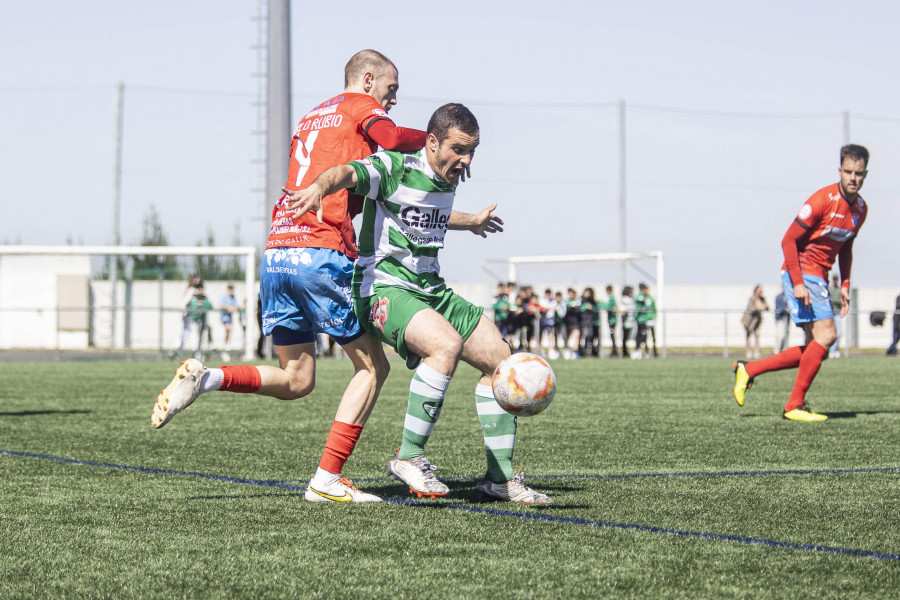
left=282, top=164, right=358, bottom=222
left=448, top=203, right=504, bottom=238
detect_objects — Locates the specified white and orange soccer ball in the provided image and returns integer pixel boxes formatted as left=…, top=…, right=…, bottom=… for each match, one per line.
left=491, top=352, right=557, bottom=416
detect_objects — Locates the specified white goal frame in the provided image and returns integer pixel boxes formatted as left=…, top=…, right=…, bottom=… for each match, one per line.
left=0, top=245, right=257, bottom=360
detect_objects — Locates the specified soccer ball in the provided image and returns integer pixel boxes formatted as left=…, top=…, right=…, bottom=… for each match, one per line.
left=491, top=352, right=557, bottom=416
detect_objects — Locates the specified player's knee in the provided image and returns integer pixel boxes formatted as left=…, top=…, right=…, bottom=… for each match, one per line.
left=277, top=375, right=315, bottom=400
left=374, top=357, right=390, bottom=387
left=431, top=334, right=463, bottom=365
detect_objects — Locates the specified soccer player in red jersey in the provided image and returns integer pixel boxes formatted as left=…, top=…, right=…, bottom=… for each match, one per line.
left=732, top=145, right=870, bottom=421
left=151, top=50, right=428, bottom=501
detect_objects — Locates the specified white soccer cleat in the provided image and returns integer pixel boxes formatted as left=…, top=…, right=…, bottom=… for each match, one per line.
left=476, top=469, right=552, bottom=505
left=151, top=358, right=207, bottom=429
left=305, top=478, right=382, bottom=503
left=387, top=450, right=449, bottom=499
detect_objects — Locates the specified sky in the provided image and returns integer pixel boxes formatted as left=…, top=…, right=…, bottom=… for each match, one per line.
left=2, top=0, right=900, bottom=288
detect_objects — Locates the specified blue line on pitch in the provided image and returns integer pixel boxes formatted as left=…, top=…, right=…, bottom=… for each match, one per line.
left=3, top=448, right=898, bottom=562
left=0, top=449, right=308, bottom=491
left=381, top=498, right=900, bottom=561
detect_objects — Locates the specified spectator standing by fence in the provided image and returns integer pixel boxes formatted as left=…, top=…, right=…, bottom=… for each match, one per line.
left=635, top=283, right=658, bottom=358
left=773, top=291, right=790, bottom=353
left=888, top=292, right=900, bottom=356
left=579, top=287, right=599, bottom=357
left=492, top=282, right=511, bottom=337
left=620, top=286, right=636, bottom=359
left=741, top=285, right=769, bottom=359
left=601, top=285, right=619, bottom=357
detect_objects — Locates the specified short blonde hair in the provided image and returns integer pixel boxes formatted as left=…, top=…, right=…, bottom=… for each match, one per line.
left=344, top=49, right=396, bottom=87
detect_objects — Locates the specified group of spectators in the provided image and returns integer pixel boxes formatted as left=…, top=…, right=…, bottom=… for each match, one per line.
left=174, top=276, right=245, bottom=361
left=491, top=282, right=658, bottom=359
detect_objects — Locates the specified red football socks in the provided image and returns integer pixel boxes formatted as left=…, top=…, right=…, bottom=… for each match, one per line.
left=219, top=365, right=262, bottom=393
left=744, top=345, right=804, bottom=378
left=785, top=341, right=828, bottom=411
left=318, top=421, right=363, bottom=475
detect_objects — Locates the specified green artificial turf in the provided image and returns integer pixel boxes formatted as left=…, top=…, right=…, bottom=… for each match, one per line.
left=1, top=356, right=898, bottom=598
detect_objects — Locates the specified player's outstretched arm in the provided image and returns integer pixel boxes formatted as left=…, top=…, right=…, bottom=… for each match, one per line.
left=448, top=203, right=503, bottom=237
left=282, top=164, right=358, bottom=223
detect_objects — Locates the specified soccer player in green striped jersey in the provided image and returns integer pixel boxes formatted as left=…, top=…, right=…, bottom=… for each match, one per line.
left=286, top=103, right=551, bottom=504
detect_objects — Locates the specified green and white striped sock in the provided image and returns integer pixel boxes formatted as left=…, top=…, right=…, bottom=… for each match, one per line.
left=397, top=363, right=451, bottom=460
left=476, top=383, right=516, bottom=482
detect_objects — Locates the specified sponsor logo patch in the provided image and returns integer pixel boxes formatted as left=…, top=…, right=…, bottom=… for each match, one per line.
left=370, top=297, right=389, bottom=333
left=422, top=401, right=442, bottom=420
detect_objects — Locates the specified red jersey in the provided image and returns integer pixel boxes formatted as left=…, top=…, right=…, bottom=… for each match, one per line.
left=266, top=93, right=392, bottom=258
left=782, top=183, right=868, bottom=280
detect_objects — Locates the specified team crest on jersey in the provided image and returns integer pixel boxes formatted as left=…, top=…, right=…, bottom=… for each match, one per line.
left=852, top=214, right=859, bottom=226
left=798, top=204, right=812, bottom=220
left=370, top=297, right=389, bottom=333
left=857, top=198, right=865, bottom=208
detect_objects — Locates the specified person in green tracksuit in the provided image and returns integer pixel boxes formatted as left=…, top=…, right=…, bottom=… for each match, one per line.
left=635, top=283, right=658, bottom=358
left=599, top=284, right=619, bottom=357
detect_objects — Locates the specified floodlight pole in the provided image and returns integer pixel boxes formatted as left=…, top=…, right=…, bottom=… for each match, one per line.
left=265, top=0, right=291, bottom=252
left=618, top=99, right=627, bottom=290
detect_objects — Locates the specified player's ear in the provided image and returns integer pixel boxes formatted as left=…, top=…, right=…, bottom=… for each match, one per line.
left=427, top=132, right=439, bottom=153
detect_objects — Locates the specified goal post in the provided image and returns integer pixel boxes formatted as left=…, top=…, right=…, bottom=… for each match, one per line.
left=0, top=245, right=258, bottom=360
left=487, top=251, right=666, bottom=356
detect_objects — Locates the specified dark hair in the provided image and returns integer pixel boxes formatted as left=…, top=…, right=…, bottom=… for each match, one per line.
left=426, top=103, right=479, bottom=142
left=840, top=144, right=869, bottom=167
left=344, top=49, right=396, bottom=87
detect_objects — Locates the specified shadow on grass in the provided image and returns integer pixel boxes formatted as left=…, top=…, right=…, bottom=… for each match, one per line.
left=740, top=409, right=900, bottom=420
left=377, top=478, right=575, bottom=508
left=0, top=409, right=93, bottom=417
left=822, top=410, right=900, bottom=419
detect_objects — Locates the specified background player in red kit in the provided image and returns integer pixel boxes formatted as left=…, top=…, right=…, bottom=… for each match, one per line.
left=151, top=50, right=426, bottom=501
left=732, top=144, right=870, bottom=421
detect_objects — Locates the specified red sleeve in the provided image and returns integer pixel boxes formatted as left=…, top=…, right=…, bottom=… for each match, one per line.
left=781, top=220, right=810, bottom=287
left=838, top=240, right=853, bottom=289
left=365, top=118, right=426, bottom=152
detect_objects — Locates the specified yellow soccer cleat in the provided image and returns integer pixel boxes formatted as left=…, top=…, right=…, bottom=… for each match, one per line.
left=732, top=360, right=754, bottom=407
left=783, top=404, right=828, bottom=422
left=151, top=358, right=207, bottom=429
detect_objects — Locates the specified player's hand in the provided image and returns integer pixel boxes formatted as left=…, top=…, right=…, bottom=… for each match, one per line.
left=792, top=283, right=810, bottom=308
left=283, top=185, right=324, bottom=223
left=469, top=203, right=504, bottom=237
left=840, top=287, right=851, bottom=318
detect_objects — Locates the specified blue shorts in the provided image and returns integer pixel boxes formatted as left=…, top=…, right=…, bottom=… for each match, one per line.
left=260, top=247, right=364, bottom=346
left=781, top=271, right=834, bottom=325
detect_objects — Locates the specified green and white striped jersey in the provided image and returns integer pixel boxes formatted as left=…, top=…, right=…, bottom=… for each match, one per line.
left=348, top=149, right=456, bottom=298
